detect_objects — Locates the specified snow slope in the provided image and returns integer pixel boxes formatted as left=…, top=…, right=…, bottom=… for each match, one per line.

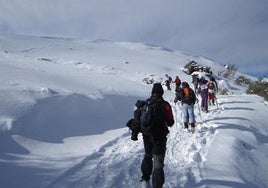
left=0, top=35, right=267, bottom=188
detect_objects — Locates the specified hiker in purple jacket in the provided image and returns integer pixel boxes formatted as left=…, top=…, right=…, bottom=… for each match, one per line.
left=198, top=77, right=209, bottom=113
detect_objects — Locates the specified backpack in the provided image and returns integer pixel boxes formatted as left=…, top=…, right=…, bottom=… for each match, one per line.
left=139, top=98, right=166, bottom=136
left=181, top=87, right=196, bottom=105
left=183, top=87, right=191, bottom=99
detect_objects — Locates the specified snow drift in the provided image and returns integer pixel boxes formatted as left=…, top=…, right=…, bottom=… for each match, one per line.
left=0, top=35, right=268, bottom=188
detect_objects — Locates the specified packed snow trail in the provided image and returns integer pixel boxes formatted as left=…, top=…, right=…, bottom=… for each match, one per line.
left=47, top=90, right=221, bottom=188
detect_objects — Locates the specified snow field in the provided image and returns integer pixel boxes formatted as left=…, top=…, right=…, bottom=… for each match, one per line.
left=0, top=35, right=268, bottom=188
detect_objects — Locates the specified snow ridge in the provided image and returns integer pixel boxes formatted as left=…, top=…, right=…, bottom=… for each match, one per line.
left=46, top=92, right=222, bottom=188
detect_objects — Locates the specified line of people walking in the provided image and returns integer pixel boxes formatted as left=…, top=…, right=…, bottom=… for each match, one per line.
left=165, top=73, right=218, bottom=113
left=126, top=73, right=218, bottom=188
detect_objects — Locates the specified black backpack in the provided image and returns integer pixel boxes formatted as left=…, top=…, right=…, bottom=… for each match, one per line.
left=139, top=98, right=167, bottom=137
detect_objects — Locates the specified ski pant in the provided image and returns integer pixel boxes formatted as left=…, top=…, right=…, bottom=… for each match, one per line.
left=208, top=93, right=215, bottom=104
left=141, top=135, right=167, bottom=188
left=165, top=80, right=171, bottom=90
left=182, top=103, right=195, bottom=123
left=201, top=95, right=208, bottom=111
left=166, top=83, right=171, bottom=90
left=194, top=83, right=198, bottom=93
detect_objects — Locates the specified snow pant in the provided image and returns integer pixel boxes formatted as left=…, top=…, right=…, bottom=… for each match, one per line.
left=166, top=83, right=171, bottom=90
left=182, top=103, right=195, bottom=124
left=194, top=83, right=198, bottom=93
left=201, top=94, right=208, bottom=112
left=165, top=80, right=171, bottom=90
left=208, top=93, right=215, bottom=104
left=141, top=135, right=167, bottom=188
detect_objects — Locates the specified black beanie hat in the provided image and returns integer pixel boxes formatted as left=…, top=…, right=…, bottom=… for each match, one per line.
left=151, top=83, right=164, bottom=95
left=181, top=82, right=189, bottom=87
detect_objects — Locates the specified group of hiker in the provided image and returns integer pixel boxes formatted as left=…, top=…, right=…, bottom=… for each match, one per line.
left=164, top=74, right=181, bottom=91
left=126, top=72, right=218, bottom=188
left=166, top=73, right=218, bottom=113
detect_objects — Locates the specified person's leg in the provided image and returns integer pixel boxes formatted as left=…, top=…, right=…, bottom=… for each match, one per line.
left=167, top=83, right=171, bottom=90
left=182, top=104, right=189, bottom=128
left=201, top=97, right=205, bottom=110
left=141, top=135, right=153, bottom=181
left=194, top=83, right=198, bottom=94
left=208, top=93, right=212, bottom=105
left=204, top=95, right=209, bottom=112
left=212, top=93, right=215, bottom=104
left=141, top=155, right=153, bottom=181
left=152, top=154, right=165, bottom=188
left=152, top=138, right=167, bottom=188
left=188, top=104, right=195, bottom=124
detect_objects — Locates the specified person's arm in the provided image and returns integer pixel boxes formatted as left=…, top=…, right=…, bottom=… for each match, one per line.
left=164, top=103, right=174, bottom=127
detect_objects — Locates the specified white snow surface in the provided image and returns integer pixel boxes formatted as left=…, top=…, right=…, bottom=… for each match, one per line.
left=0, top=35, right=268, bottom=188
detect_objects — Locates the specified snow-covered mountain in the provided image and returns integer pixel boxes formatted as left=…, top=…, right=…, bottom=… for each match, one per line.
left=0, top=35, right=267, bottom=188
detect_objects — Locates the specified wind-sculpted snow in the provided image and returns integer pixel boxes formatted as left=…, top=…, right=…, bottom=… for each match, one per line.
left=0, top=35, right=268, bottom=188
left=45, top=98, right=221, bottom=188
left=47, top=93, right=226, bottom=188
left=12, top=94, right=136, bottom=143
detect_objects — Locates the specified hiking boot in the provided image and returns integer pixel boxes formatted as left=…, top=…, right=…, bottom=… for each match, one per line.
left=140, top=174, right=150, bottom=182
left=190, top=123, right=195, bottom=129
left=184, top=122, right=188, bottom=129
left=131, top=131, right=138, bottom=141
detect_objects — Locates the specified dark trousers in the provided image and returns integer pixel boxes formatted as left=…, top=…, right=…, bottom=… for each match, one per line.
left=141, top=135, right=166, bottom=188
left=201, top=95, right=208, bottom=112
left=194, top=83, right=198, bottom=93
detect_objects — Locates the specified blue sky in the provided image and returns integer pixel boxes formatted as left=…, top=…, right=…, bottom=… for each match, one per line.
left=0, top=0, right=267, bottom=77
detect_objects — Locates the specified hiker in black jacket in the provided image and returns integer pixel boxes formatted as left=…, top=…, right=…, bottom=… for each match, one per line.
left=139, top=83, right=174, bottom=188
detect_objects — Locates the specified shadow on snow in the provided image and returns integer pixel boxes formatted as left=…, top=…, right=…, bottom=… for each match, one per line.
left=10, top=94, right=137, bottom=143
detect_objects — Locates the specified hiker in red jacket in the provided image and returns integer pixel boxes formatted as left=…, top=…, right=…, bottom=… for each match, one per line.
left=173, top=76, right=181, bottom=91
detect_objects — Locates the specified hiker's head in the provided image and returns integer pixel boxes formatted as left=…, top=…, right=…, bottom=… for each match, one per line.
left=181, top=82, right=189, bottom=88
left=151, top=83, right=164, bottom=96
